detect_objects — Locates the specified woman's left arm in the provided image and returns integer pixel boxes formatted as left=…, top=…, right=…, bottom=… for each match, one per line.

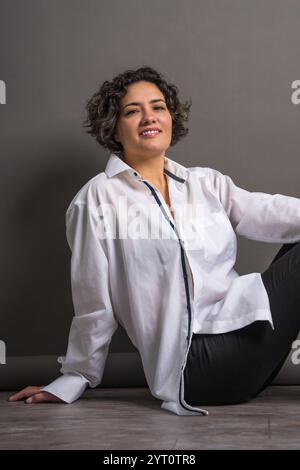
left=208, top=168, right=300, bottom=243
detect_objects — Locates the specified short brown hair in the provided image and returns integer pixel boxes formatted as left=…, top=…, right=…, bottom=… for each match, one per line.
left=82, top=66, right=192, bottom=156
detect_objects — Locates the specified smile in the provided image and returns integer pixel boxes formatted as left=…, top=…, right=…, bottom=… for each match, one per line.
left=140, top=130, right=161, bottom=137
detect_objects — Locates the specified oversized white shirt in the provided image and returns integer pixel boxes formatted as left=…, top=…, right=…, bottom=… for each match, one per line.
left=42, top=152, right=300, bottom=416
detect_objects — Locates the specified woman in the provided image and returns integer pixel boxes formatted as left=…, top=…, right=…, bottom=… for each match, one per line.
left=9, top=66, right=300, bottom=416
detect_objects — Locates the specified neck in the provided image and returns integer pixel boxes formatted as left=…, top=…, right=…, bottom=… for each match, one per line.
left=124, top=153, right=166, bottom=188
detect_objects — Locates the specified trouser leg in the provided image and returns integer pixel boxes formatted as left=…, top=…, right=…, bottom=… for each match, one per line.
left=252, top=242, right=300, bottom=396
left=184, top=242, right=300, bottom=406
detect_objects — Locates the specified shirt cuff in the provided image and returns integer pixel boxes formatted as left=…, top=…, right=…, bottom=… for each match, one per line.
left=40, top=373, right=89, bottom=403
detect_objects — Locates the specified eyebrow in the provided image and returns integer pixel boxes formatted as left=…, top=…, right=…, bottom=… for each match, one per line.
left=122, top=99, right=166, bottom=110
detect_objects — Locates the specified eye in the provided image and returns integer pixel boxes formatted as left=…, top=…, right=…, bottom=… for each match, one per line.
left=125, top=106, right=166, bottom=116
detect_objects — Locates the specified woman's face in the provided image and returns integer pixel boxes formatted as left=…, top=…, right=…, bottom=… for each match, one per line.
left=114, top=81, right=172, bottom=160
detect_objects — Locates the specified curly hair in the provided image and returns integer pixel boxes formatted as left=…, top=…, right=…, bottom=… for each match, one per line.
left=82, top=66, right=192, bottom=156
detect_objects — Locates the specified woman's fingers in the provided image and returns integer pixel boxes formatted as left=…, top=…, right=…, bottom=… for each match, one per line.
left=8, top=387, right=64, bottom=403
left=8, top=386, right=44, bottom=402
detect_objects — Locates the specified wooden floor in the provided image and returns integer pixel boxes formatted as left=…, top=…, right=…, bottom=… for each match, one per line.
left=1, top=385, right=300, bottom=450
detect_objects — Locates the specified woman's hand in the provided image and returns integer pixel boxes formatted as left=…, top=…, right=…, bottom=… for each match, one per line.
left=8, top=386, right=65, bottom=404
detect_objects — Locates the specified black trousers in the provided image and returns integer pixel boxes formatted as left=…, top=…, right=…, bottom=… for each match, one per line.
left=184, top=242, right=300, bottom=406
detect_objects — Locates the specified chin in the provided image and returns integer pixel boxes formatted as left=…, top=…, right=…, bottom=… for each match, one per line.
left=142, top=147, right=166, bottom=156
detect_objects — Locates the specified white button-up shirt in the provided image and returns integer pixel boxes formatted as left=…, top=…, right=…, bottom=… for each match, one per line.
left=42, top=152, right=300, bottom=416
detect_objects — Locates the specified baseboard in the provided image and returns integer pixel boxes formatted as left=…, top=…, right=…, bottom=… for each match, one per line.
left=0, top=352, right=147, bottom=390
left=1, top=349, right=299, bottom=391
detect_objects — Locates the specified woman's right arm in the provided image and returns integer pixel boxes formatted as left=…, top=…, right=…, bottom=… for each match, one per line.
left=9, top=201, right=118, bottom=405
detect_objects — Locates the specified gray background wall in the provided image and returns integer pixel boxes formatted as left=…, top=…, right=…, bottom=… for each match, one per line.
left=1, top=0, right=300, bottom=387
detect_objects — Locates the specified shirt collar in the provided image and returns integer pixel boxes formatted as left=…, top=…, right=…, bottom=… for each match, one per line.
left=104, top=152, right=188, bottom=184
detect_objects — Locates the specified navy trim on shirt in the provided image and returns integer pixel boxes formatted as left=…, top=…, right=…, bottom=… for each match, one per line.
left=164, top=168, right=185, bottom=183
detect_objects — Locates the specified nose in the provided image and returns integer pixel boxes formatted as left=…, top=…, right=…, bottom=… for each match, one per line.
left=141, top=108, right=157, bottom=124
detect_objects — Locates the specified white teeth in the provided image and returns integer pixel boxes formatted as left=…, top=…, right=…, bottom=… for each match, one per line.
left=141, top=130, right=160, bottom=135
